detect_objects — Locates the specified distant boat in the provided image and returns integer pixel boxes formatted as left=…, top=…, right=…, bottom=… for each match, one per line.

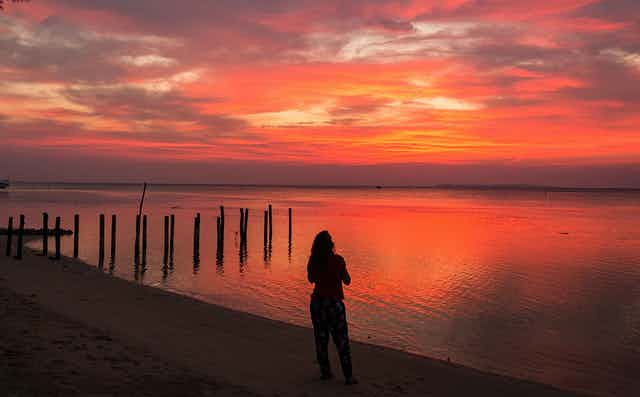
left=0, top=179, right=9, bottom=189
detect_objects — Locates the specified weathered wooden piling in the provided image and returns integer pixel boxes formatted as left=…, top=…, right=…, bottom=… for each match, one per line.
left=220, top=206, right=225, bottom=228
left=193, top=213, right=200, bottom=256
left=216, top=215, right=223, bottom=265
left=263, top=210, right=268, bottom=246
left=134, top=214, right=141, bottom=263
left=15, top=215, right=24, bottom=260
left=240, top=208, right=245, bottom=239
left=197, top=213, right=201, bottom=247
left=169, top=214, right=175, bottom=260
left=163, top=215, right=169, bottom=265
left=6, top=217, right=13, bottom=257
left=288, top=208, right=292, bottom=241
left=99, top=214, right=105, bottom=264
left=244, top=208, right=249, bottom=242
left=42, top=212, right=49, bottom=256
left=53, top=216, right=61, bottom=260
left=110, top=214, right=117, bottom=260
left=193, top=212, right=201, bottom=274
left=73, top=214, right=79, bottom=258
left=268, top=204, right=273, bottom=241
left=142, top=215, right=148, bottom=265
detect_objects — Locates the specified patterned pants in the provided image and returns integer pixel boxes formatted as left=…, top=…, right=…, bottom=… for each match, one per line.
left=310, top=296, right=353, bottom=378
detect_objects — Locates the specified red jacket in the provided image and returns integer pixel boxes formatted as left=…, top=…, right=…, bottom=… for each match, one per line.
left=308, top=254, right=348, bottom=300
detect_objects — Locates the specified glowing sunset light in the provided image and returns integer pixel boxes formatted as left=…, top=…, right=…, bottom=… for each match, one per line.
left=1, top=0, right=639, bottom=185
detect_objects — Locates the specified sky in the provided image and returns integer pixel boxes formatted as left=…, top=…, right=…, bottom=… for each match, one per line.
left=1, top=0, right=639, bottom=186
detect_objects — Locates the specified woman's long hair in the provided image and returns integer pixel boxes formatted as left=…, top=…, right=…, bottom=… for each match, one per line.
left=308, top=230, right=335, bottom=275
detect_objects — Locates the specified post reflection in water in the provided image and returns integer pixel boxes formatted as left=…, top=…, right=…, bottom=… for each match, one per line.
left=108, top=256, right=115, bottom=275
left=193, top=249, right=200, bottom=274
left=238, top=232, right=248, bottom=274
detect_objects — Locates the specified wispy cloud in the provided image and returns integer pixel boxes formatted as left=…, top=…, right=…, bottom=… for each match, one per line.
left=2, top=0, right=640, bottom=184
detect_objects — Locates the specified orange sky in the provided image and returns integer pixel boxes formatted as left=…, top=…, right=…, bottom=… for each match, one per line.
left=1, top=1, right=639, bottom=185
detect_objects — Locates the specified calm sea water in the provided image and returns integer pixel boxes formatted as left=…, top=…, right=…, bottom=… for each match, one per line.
left=1, top=183, right=639, bottom=396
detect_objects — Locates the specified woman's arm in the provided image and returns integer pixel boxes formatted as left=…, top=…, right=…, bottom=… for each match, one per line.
left=307, top=261, right=315, bottom=283
left=342, top=267, right=351, bottom=285
left=341, top=256, right=351, bottom=285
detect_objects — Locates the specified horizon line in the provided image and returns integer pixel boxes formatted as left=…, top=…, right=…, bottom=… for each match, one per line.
left=6, top=181, right=640, bottom=192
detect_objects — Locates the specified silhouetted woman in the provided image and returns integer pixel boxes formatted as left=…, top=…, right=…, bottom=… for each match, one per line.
left=307, top=231, right=357, bottom=385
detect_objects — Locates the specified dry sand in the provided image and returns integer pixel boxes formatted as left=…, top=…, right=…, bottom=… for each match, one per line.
left=0, top=238, right=586, bottom=396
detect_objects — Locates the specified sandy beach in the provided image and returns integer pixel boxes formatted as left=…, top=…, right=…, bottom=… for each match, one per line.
left=0, top=238, right=585, bottom=396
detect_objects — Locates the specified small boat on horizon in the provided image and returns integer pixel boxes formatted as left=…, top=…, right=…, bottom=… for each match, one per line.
left=0, top=179, right=9, bottom=189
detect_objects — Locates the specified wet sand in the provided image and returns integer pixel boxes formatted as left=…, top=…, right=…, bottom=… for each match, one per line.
left=0, top=238, right=586, bottom=396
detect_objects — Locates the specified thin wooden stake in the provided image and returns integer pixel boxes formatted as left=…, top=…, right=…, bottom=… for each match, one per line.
left=15, top=214, right=24, bottom=260
left=193, top=214, right=200, bottom=256
left=137, top=182, right=147, bottom=218
left=288, top=208, right=292, bottom=241
left=263, top=210, right=268, bottom=246
left=73, top=214, right=79, bottom=258
left=268, top=204, right=273, bottom=241
left=170, top=214, right=175, bottom=260
left=42, top=212, right=48, bottom=256
left=244, top=208, right=249, bottom=242
left=99, top=214, right=105, bottom=264
left=110, top=214, right=117, bottom=260
left=54, top=216, right=61, bottom=260
left=240, top=208, right=245, bottom=240
left=6, top=216, right=13, bottom=257
left=163, top=215, right=169, bottom=265
left=142, top=215, right=148, bottom=266
left=135, top=214, right=141, bottom=263
left=196, top=213, right=201, bottom=247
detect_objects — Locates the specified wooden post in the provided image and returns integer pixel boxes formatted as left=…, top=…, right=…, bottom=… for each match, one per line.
left=193, top=213, right=201, bottom=273
left=268, top=204, right=273, bottom=241
left=244, top=208, right=249, bottom=242
left=216, top=216, right=221, bottom=244
left=220, top=206, right=225, bottom=229
left=169, top=214, right=175, bottom=260
left=239, top=208, right=244, bottom=240
left=54, top=216, right=61, bottom=260
left=6, top=217, right=13, bottom=257
left=134, top=214, right=141, bottom=263
left=142, top=215, right=148, bottom=266
left=163, top=215, right=169, bottom=265
left=73, top=214, right=79, bottom=258
left=193, top=214, right=200, bottom=256
left=42, top=212, right=49, bottom=256
left=263, top=210, right=268, bottom=246
left=194, top=215, right=197, bottom=252
left=196, top=213, right=201, bottom=247
left=138, top=182, right=147, bottom=218
left=110, top=214, right=117, bottom=260
left=99, top=214, right=105, bottom=264
left=216, top=215, right=223, bottom=264
left=15, top=214, right=24, bottom=260
left=288, top=208, right=292, bottom=241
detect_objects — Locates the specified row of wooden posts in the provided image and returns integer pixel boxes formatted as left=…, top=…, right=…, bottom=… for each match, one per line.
left=5, top=205, right=291, bottom=266
left=5, top=213, right=80, bottom=261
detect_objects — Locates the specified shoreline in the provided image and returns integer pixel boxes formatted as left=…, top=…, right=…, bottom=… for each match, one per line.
left=0, top=238, right=587, bottom=396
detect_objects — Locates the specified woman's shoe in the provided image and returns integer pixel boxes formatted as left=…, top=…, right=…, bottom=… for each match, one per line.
left=345, top=376, right=359, bottom=385
left=320, top=372, right=334, bottom=381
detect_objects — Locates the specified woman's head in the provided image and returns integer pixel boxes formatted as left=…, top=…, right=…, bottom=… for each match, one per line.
left=309, top=230, right=334, bottom=267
